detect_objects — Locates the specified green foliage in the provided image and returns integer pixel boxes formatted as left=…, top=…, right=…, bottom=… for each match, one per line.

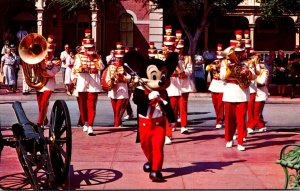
left=50, top=0, right=118, bottom=11
left=260, top=0, right=300, bottom=18
left=50, top=0, right=91, bottom=10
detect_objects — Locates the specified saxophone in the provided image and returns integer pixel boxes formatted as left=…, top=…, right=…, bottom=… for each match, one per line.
left=225, top=47, right=252, bottom=89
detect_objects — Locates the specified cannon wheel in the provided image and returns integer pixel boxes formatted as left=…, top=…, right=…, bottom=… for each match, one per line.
left=16, top=140, right=40, bottom=190
left=49, top=100, right=72, bottom=184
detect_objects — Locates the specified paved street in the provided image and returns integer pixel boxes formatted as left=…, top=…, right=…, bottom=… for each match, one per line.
left=0, top=90, right=300, bottom=189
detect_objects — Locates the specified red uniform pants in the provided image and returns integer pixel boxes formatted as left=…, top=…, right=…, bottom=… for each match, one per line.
left=179, top=93, right=189, bottom=127
left=248, top=101, right=265, bottom=129
left=110, top=98, right=127, bottom=127
left=36, top=90, right=52, bottom=125
left=247, top=93, right=256, bottom=127
left=139, top=116, right=166, bottom=171
left=78, top=92, right=98, bottom=126
left=166, top=96, right=180, bottom=137
left=211, top=92, right=224, bottom=125
left=224, top=102, right=247, bottom=145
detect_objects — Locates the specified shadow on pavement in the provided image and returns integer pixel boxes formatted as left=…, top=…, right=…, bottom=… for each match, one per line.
left=172, top=132, right=223, bottom=145
left=0, top=173, right=31, bottom=190
left=243, top=132, right=300, bottom=150
left=163, top=160, right=246, bottom=179
left=62, top=166, right=123, bottom=190
left=92, top=127, right=137, bottom=136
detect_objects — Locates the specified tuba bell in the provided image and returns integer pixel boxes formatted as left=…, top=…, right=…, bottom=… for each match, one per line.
left=18, top=33, right=48, bottom=90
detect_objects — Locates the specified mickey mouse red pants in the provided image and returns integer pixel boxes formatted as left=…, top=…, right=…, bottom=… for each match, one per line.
left=139, top=116, right=166, bottom=171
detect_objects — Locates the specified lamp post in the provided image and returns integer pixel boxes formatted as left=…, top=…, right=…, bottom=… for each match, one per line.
left=90, top=0, right=99, bottom=49
left=35, top=0, right=46, bottom=35
left=295, top=15, right=300, bottom=46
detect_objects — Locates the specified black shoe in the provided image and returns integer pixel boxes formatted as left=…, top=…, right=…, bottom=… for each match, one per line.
left=143, top=162, right=152, bottom=172
left=149, top=171, right=165, bottom=182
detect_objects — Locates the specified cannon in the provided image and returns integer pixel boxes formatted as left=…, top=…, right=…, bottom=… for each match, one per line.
left=0, top=100, right=72, bottom=190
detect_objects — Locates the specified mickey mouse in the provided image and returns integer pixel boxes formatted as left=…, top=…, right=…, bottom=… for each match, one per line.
left=124, top=50, right=178, bottom=182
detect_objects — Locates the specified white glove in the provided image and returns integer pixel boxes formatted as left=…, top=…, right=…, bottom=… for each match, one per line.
left=148, top=91, right=160, bottom=100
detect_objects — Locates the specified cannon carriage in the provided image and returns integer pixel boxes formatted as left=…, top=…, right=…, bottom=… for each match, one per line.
left=0, top=100, right=72, bottom=190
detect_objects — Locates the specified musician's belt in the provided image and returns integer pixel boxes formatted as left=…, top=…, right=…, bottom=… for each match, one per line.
left=226, top=79, right=238, bottom=84
left=80, top=68, right=99, bottom=74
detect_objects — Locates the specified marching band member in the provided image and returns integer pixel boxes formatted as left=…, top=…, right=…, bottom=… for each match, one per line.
left=245, top=48, right=261, bottom=135
left=106, top=42, right=132, bottom=127
left=247, top=59, right=269, bottom=133
left=148, top=42, right=158, bottom=59
left=177, top=39, right=194, bottom=134
left=36, top=35, right=61, bottom=126
left=164, top=26, right=182, bottom=145
left=242, top=31, right=260, bottom=135
left=206, top=43, right=226, bottom=129
left=73, top=30, right=105, bottom=135
left=71, top=46, right=85, bottom=127
left=220, top=32, right=254, bottom=151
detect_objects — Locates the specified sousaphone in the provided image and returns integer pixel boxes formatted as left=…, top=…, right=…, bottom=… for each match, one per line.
left=18, top=33, right=48, bottom=90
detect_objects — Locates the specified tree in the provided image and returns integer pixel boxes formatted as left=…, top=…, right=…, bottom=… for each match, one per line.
left=138, top=0, right=245, bottom=56
left=259, top=0, right=300, bottom=18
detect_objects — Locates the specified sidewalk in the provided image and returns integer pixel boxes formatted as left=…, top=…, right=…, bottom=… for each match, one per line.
left=0, top=126, right=298, bottom=189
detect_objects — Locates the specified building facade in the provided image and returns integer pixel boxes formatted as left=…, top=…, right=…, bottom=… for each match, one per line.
left=0, top=0, right=298, bottom=57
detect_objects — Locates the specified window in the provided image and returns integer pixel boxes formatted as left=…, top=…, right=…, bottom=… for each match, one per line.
left=77, top=13, right=90, bottom=43
left=119, top=14, right=133, bottom=47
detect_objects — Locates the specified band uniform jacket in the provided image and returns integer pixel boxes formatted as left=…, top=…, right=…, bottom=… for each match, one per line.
left=220, top=59, right=252, bottom=102
left=37, top=58, right=60, bottom=92
left=246, top=59, right=261, bottom=94
left=255, top=68, right=269, bottom=102
left=180, top=55, right=195, bottom=93
left=166, top=57, right=184, bottom=97
left=207, top=59, right=226, bottom=93
left=107, top=64, right=129, bottom=99
left=73, top=53, right=105, bottom=93
left=208, top=79, right=226, bottom=93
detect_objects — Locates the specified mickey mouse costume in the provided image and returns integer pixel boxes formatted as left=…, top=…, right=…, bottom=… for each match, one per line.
left=124, top=50, right=178, bottom=182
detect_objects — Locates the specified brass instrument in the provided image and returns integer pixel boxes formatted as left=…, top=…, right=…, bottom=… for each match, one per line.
left=18, top=33, right=48, bottom=90
left=225, top=47, right=252, bottom=89
left=206, top=60, right=221, bottom=72
left=206, top=60, right=222, bottom=80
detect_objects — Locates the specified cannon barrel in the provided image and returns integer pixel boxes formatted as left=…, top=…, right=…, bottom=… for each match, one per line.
left=12, top=101, right=39, bottom=140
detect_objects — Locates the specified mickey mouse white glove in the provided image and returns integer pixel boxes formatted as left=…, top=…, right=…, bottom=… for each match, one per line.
left=148, top=91, right=160, bottom=100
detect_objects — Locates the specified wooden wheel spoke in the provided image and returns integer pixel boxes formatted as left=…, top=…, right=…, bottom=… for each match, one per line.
left=56, top=125, right=67, bottom=138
